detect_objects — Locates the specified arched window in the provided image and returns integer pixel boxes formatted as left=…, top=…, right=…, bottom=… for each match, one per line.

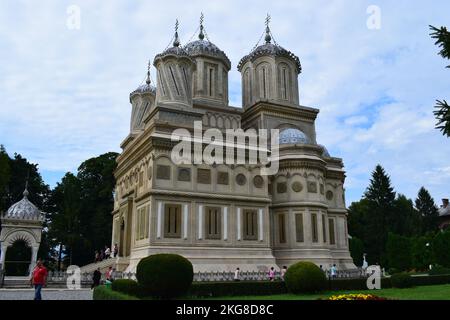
left=279, top=63, right=291, bottom=101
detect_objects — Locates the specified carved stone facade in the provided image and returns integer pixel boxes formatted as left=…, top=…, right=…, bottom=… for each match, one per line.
left=111, top=20, right=355, bottom=272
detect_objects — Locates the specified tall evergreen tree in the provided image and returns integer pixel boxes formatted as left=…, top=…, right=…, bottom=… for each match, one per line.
left=415, top=187, right=439, bottom=234
left=430, top=25, right=450, bottom=137
left=0, top=145, right=11, bottom=213
left=363, top=165, right=396, bottom=265
left=392, top=194, right=421, bottom=237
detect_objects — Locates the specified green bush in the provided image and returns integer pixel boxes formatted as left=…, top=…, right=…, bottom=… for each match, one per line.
left=386, top=233, right=412, bottom=271
left=111, top=279, right=147, bottom=298
left=284, top=261, right=326, bottom=294
left=136, top=253, right=193, bottom=299
left=390, top=273, right=413, bottom=288
left=432, top=230, right=450, bottom=268
left=93, top=285, right=138, bottom=300
left=388, top=268, right=399, bottom=275
left=189, top=281, right=287, bottom=297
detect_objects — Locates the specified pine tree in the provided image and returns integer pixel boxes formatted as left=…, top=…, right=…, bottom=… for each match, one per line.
left=430, top=25, right=450, bottom=137
left=363, top=165, right=396, bottom=265
left=415, top=187, right=439, bottom=234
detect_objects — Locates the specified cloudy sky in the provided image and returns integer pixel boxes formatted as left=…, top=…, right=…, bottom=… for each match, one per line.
left=0, top=0, right=449, bottom=204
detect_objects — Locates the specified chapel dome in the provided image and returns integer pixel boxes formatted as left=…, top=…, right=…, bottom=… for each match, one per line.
left=4, top=187, right=44, bottom=221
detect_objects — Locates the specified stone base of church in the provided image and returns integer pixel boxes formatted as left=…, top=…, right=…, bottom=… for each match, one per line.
left=123, top=246, right=356, bottom=272
left=273, top=248, right=356, bottom=270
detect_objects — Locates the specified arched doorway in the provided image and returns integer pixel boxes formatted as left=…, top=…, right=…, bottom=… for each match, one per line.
left=4, top=240, right=32, bottom=276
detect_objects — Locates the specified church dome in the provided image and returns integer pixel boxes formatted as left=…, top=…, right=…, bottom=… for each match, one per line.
left=4, top=187, right=44, bottom=221
left=184, top=39, right=231, bottom=69
left=130, top=82, right=156, bottom=97
left=238, top=42, right=301, bottom=73
left=279, top=128, right=311, bottom=145
left=153, top=22, right=192, bottom=64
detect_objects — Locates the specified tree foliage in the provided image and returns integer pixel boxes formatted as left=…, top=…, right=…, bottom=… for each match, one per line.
left=415, top=187, right=439, bottom=234
left=430, top=25, right=450, bottom=137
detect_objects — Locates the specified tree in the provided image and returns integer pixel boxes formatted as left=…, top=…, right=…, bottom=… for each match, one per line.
left=363, top=165, right=396, bottom=265
left=349, top=237, right=364, bottom=267
left=415, top=187, right=439, bottom=234
left=0, top=145, right=11, bottom=213
left=430, top=25, right=450, bottom=137
left=385, top=233, right=412, bottom=271
left=411, top=235, right=433, bottom=271
left=393, top=194, right=421, bottom=237
left=432, top=229, right=450, bottom=268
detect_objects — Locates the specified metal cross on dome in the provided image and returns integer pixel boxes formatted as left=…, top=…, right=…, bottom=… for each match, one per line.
left=265, top=13, right=271, bottom=28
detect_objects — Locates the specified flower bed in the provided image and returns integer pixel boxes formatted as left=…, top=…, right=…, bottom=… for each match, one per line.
left=327, top=293, right=388, bottom=300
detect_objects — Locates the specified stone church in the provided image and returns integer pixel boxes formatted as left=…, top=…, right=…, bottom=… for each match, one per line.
left=111, top=18, right=355, bottom=272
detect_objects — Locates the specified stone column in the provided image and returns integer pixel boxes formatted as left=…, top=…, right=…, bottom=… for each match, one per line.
left=29, top=245, right=39, bottom=276
left=0, top=244, right=7, bottom=270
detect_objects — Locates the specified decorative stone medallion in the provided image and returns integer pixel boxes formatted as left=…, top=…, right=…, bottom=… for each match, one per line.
left=178, top=168, right=191, bottom=182
left=197, top=169, right=211, bottom=184
left=307, top=181, right=317, bottom=193
left=156, top=165, right=171, bottom=180
left=253, top=175, right=264, bottom=188
left=217, top=171, right=229, bottom=185
left=326, top=190, right=334, bottom=201
left=277, top=182, right=287, bottom=194
left=236, top=173, right=247, bottom=186
left=291, top=181, right=303, bottom=193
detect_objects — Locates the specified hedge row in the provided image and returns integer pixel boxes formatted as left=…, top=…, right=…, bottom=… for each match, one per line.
left=188, top=281, right=287, bottom=297
left=93, top=285, right=139, bottom=300
left=104, top=274, right=450, bottom=299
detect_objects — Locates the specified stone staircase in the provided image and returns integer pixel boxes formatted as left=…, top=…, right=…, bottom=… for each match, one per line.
left=79, top=258, right=116, bottom=273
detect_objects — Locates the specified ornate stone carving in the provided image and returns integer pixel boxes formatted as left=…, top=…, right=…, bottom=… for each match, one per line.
left=277, top=182, right=287, bottom=194
left=326, top=190, right=334, bottom=201
left=320, top=184, right=324, bottom=195
left=147, top=166, right=152, bottom=180
left=156, top=165, right=171, bottom=180
left=197, top=169, right=211, bottom=184
left=217, top=171, right=229, bottom=185
left=253, top=175, right=264, bottom=188
left=291, top=181, right=303, bottom=193
left=236, top=174, right=247, bottom=186
left=178, top=168, right=191, bottom=182
left=307, top=181, right=317, bottom=193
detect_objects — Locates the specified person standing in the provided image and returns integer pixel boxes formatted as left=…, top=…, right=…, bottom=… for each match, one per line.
left=234, top=267, right=240, bottom=281
left=113, top=244, right=119, bottom=258
left=105, top=266, right=113, bottom=284
left=30, top=259, right=48, bottom=300
left=281, top=266, right=287, bottom=281
left=104, top=246, right=111, bottom=259
left=92, top=268, right=101, bottom=289
left=268, top=267, right=275, bottom=281
left=330, top=264, right=337, bottom=279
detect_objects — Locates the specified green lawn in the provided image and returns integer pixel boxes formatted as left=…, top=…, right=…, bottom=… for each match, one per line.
left=204, top=284, right=450, bottom=300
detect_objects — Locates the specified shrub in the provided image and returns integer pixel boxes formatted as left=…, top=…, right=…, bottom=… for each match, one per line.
left=111, top=279, right=147, bottom=298
left=136, top=253, right=193, bottom=299
left=284, top=261, right=326, bottom=294
left=93, top=285, right=138, bottom=300
left=327, top=293, right=388, bottom=301
left=388, top=268, right=399, bottom=276
left=189, top=281, right=286, bottom=297
left=432, top=230, right=450, bottom=267
left=390, top=273, right=413, bottom=288
left=386, top=233, right=412, bottom=271
left=429, top=265, right=450, bottom=276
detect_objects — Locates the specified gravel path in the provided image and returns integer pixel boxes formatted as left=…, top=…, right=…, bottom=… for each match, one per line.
left=0, top=288, right=93, bottom=300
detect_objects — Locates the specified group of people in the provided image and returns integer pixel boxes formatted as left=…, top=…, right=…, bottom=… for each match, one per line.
left=233, top=266, right=289, bottom=282
left=233, top=264, right=339, bottom=282
left=94, top=244, right=118, bottom=263
left=91, top=266, right=116, bottom=289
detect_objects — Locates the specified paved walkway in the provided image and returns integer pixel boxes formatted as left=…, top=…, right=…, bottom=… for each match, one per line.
left=0, top=288, right=93, bottom=300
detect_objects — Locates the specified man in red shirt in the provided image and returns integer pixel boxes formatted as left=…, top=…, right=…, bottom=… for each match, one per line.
left=30, top=259, right=48, bottom=300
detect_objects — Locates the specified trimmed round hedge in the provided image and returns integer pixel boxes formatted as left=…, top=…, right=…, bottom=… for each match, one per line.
left=390, top=273, right=413, bottom=288
left=284, top=261, right=327, bottom=294
left=136, top=253, right=193, bottom=298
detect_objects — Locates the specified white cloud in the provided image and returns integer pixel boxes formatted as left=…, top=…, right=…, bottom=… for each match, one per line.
left=0, top=0, right=449, bottom=204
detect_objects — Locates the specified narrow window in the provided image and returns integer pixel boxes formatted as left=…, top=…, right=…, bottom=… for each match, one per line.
left=243, top=209, right=258, bottom=240
left=311, top=213, right=318, bottom=243
left=322, top=214, right=327, bottom=243
left=329, top=218, right=336, bottom=245
left=209, top=68, right=214, bottom=97
left=182, top=67, right=188, bottom=87
left=169, top=66, right=180, bottom=96
left=262, top=68, right=267, bottom=98
left=278, top=214, right=286, bottom=244
left=205, top=207, right=221, bottom=239
left=164, top=204, right=182, bottom=238
left=282, top=68, right=287, bottom=100
left=295, top=213, right=304, bottom=242
left=158, top=71, right=166, bottom=96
